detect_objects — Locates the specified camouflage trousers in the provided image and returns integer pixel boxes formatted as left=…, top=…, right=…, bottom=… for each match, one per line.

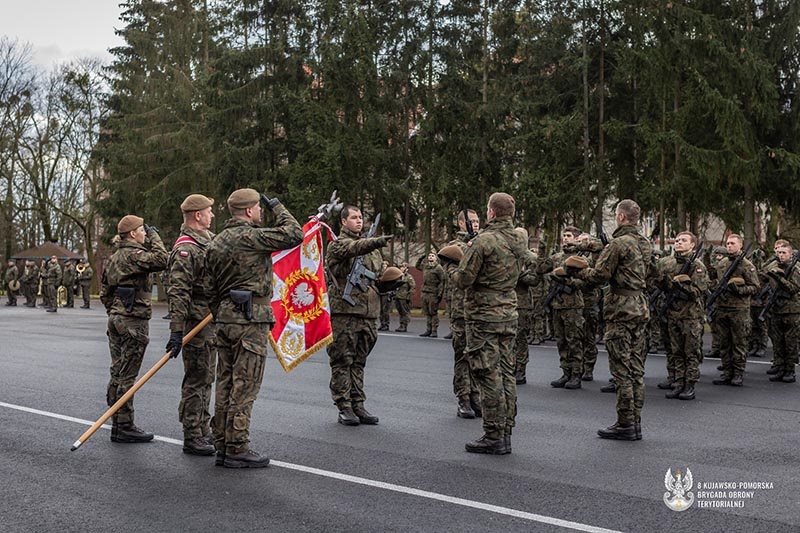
left=768, top=314, right=800, bottom=375
left=465, top=319, right=517, bottom=439
left=106, top=315, right=149, bottom=425
left=514, top=308, right=533, bottom=374
left=715, top=308, right=750, bottom=379
left=530, top=295, right=546, bottom=340
left=582, top=306, right=599, bottom=372
left=23, top=283, right=36, bottom=305
left=394, top=298, right=411, bottom=328
left=46, top=283, right=58, bottom=309
left=553, top=308, right=585, bottom=375
left=328, top=315, right=377, bottom=409
left=380, top=295, right=392, bottom=328
left=80, top=284, right=91, bottom=306
left=422, top=294, right=440, bottom=333
left=5, top=283, right=16, bottom=305
left=213, top=322, right=268, bottom=454
left=605, top=320, right=647, bottom=426
left=180, top=322, right=216, bottom=439
left=451, top=317, right=478, bottom=398
left=749, top=305, right=769, bottom=353
left=64, top=284, right=74, bottom=307
left=667, top=318, right=703, bottom=385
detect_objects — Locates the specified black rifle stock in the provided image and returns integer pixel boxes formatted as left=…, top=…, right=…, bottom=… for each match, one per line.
left=343, top=213, right=381, bottom=306
left=543, top=278, right=574, bottom=314
left=706, top=242, right=753, bottom=322
left=758, top=252, right=799, bottom=322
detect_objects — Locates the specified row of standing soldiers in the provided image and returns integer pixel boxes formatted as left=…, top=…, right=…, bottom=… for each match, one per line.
left=4, top=256, right=93, bottom=310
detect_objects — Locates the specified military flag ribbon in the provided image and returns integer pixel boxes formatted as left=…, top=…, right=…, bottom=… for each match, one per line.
left=269, top=218, right=333, bottom=371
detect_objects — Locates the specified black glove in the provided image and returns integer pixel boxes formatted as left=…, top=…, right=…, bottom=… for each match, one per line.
left=166, top=331, right=183, bottom=359
left=144, top=224, right=159, bottom=235
left=378, top=235, right=393, bottom=247
left=260, top=194, right=281, bottom=210
left=565, top=266, right=580, bottom=277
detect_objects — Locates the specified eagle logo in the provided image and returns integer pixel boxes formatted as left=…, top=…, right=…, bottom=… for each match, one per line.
left=291, top=282, right=315, bottom=308
left=663, top=468, right=695, bottom=511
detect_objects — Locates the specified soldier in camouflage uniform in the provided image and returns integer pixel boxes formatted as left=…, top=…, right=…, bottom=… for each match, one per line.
left=512, top=228, right=540, bottom=385
left=710, top=234, right=759, bottom=387
left=166, top=194, right=217, bottom=456
left=536, top=226, right=586, bottom=389
left=393, top=262, right=415, bottom=332
left=654, top=232, right=708, bottom=400
left=20, top=260, right=37, bottom=307
left=416, top=252, right=446, bottom=337
left=529, top=242, right=547, bottom=345
left=62, top=258, right=77, bottom=308
left=574, top=199, right=650, bottom=441
left=747, top=248, right=773, bottom=359
left=205, top=189, right=302, bottom=468
left=5, top=259, right=18, bottom=306
left=45, top=255, right=62, bottom=312
left=577, top=233, right=604, bottom=380
left=764, top=240, right=799, bottom=383
left=78, top=258, right=94, bottom=308
left=326, top=205, right=392, bottom=426
left=378, top=261, right=392, bottom=331
left=647, top=249, right=666, bottom=354
left=440, top=210, right=482, bottom=418
left=100, top=215, right=168, bottom=444
left=706, top=246, right=727, bottom=362
left=453, top=192, right=527, bottom=455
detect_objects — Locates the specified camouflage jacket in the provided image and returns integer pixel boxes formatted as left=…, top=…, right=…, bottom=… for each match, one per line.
left=452, top=216, right=527, bottom=323
left=78, top=265, right=93, bottom=286
left=168, top=225, right=213, bottom=332
left=46, top=262, right=63, bottom=286
left=444, top=232, right=471, bottom=318
left=326, top=227, right=387, bottom=319
left=579, top=224, right=650, bottom=323
left=395, top=272, right=416, bottom=300
left=415, top=255, right=446, bottom=298
left=763, top=259, right=800, bottom=314
left=5, top=265, right=18, bottom=283
left=536, top=244, right=584, bottom=309
left=21, top=265, right=37, bottom=284
left=710, top=254, right=759, bottom=309
left=656, top=253, right=709, bottom=320
left=205, top=205, right=303, bottom=325
left=102, top=232, right=168, bottom=319
left=515, top=249, right=540, bottom=310
left=62, top=263, right=77, bottom=286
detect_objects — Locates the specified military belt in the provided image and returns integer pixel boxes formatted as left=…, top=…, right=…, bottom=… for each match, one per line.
left=610, top=287, right=642, bottom=298
left=253, top=296, right=269, bottom=305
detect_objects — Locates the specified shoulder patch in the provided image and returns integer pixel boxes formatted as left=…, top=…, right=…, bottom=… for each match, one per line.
left=467, top=240, right=473, bottom=247
left=179, top=251, right=189, bottom=257
left=696, top=268, right=703, bottom=273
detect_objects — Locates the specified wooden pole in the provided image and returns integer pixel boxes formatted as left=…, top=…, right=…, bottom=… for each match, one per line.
left=71, top=314, right=213, bottom=451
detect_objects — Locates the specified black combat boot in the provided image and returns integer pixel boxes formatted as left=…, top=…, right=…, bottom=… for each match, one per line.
left=782, top=372, right=796, bottom=383
left=395, top=325, right=407, bottom=332
left=581, top=370, right=594, bottom=382
left=469, top=393, right=482, bottom=418
left=465, top=434, right=508, bottom=455
left=769, top=372, right=785, bottom=382
left=766, top=365, right=781, bottom=375
left=419, top=330, right=431, bottom=337
left=504, top=433, right=512, bottom=454
left=550, top=372, right=569, bottom=388
left=515, top=369, right=526, bottom=385
left=352, top=405, right=379, bottom=425
left=531, top=337, right=542, bottom=345
left=600, top=380, right=617, bottom=393
left=443, top=332, right=453, bottom=339
left=223, top=447, right=270, bottom=469
left=730, top=375, right=743, bottom=387
left=678, top=383, right=695, bottom=400
left=634, top=422, right=642, bottom=440
left=597, top=423, right=636, bottom=441
left=457, top=396, right=476, bottom=419
left=712, top=375, right=732, bottom=385
left=215, top=451, right=225, bottom=466
left=111, top=423, right=154, bottom=443
left=665, top=382, right=683, bottom=399
left=183, top=436, right=215, bottom=456
left=337, top=406, right=360, bottom=426
left=429, top=329, right=438, bottom=338
left=752, top=347, right=766, bottom=358
left=657, top=377, right=674, bottom=390
left=378, top=325, right=389, bottom=331
left=564, top=372, right=582, bottom=390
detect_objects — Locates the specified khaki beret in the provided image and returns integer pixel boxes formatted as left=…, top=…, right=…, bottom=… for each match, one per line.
left=117, top=215, right=144, bottom=234
left=438, top=244, right=464, bottom=264
left=227, top=188, right=260, bottom=210
left=181, top=193, right=214, bottom=212
left=728, top=277, right=745, bottom=286
left=380, top=266, right=403, bottom=283
left=564, top=255, right=589, bottom=269
left=673, top=274, right=691, bottom=284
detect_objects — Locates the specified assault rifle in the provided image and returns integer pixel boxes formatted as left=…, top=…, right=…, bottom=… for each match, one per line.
left=463, top=207, right=477, bottom=239
left=706, top=242, right=753, bottom=322
left=758, top=252, right=799, bottom=322
left=657, top=242, right=704, bottom=323
left=343, top=213, right=381, bottom=306
left=543, top=276, right=574, bottom=314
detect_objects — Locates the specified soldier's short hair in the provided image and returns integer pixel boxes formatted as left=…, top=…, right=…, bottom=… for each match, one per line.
left=727, top=233, right=744, bottom=244
left=340, top=205, right=361, bottom=221
left=457, top=209, right=478, bottom=224
left=775, top=239, right=792, bottom=250
left=488, top=192, right=515, bottom=218
left=564, top=225, right=581, bottom=237
left=616, top=199, right=641, bottom=224
left=676, top=231, right=697, bottom=245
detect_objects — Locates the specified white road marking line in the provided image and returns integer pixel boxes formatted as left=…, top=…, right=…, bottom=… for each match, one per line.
left=1, top=400, right=621, bottom=533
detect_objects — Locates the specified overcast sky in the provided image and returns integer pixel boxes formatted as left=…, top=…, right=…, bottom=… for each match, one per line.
left=0, top=0, right=124, bottom=69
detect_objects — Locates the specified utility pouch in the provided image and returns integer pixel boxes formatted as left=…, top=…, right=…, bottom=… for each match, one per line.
left=230, top=290, right=253, bottom=320
left=117, top=286, right=136, bottom=313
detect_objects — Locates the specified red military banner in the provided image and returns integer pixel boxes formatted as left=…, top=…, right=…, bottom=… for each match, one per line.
left=269, top=218, right=333, bottom=371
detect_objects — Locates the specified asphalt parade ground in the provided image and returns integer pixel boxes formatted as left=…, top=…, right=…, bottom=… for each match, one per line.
left=1, top=304, right=798, bottom=532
